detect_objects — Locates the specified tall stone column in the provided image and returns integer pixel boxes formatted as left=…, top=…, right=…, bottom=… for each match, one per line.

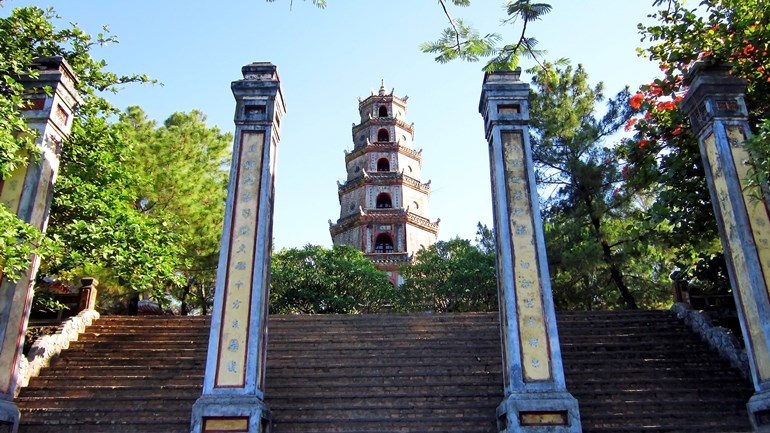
left=680, top=62, right=770, bottom=432
left=0, top=56, right=82, bottom=432
left=479, top=69, right=581, bottom=433
left=190, top=62, right=285, bottom=433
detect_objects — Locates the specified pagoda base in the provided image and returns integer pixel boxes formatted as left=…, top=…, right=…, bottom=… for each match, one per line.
left=497, top=391, right=581, bottom=433
left=190, top=395, right=271, bottom=433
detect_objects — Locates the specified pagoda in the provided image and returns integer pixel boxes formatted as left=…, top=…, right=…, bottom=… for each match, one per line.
left=329, top=82, right=439, bottom=285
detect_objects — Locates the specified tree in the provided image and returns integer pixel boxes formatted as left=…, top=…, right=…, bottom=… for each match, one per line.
left=0, top=6, right=151, bottom=283
left=270, top=244, right=394, bottom=314
left=42, top=105, right=186, bottom=303
left=116, top=107, right=232, bottom=314
left=530, top=61, right=672, bottom=310
left=396, top=224, right=497, bottom=312
left=422, top=0, right=552, bottom=71
left=621, top=0, right=770, bottom=289
left=266, top=0, right=326, bottom=9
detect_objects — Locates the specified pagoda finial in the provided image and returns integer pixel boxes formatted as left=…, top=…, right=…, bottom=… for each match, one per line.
left=378, top=79, right=386, bottom=96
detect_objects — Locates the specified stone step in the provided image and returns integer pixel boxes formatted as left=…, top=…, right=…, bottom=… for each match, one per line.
left=263, top=384, right=502, bottom=399
left=19, top=408, right=189, bottom=424
left=25, top=374, right=203, bottom=388
left=18, top=423, right=189, bottom=433
left=28, top=373, right=499, bottom=389
left=269, top=418, right=497, bottom=433
left=564, top=361, right=745, bottom=382
left=37, top=365, right=205, bottom=377
left=16, top=311, right=755, bottom=433
left=16, top=396, right=197, bottom=410
left=20, top=385, right=201, bottom=399
left=267, top=365, right=502, bottom=378
left=48, top=356, right=205, bottom=368
left=65, top=341, right=206, bottom=351
left=75, top=331, right=210, bottom=341
left=582, top=425, right=751, bottom=433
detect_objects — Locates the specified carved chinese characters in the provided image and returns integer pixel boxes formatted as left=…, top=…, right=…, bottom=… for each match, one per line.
left=704, top=130, right=770, bottom=382
left=501, top=131, right=551, bottom=382
left=215, top=131, right=264, bottom=387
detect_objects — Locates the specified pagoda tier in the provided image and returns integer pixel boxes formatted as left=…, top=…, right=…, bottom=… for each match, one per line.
left=330, top=82, right=438, bottom=284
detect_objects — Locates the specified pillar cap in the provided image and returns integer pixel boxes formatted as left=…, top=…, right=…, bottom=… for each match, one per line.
left=680, top=61, right=747, bottom=134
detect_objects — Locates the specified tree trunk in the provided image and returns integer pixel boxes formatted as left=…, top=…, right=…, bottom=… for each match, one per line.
left=585, top=197, right=639, bottom=310
left=179, top=284, right=191, bottom=316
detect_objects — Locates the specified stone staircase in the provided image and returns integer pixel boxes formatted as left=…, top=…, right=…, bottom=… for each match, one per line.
left=16, top=310, right=754, bottom=433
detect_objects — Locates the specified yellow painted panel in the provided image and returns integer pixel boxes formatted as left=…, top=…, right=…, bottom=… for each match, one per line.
left=0, top=164, right=28, bottom=215
left=0, top=271, right=34, bottom=394
left=203, top=417, right=249, bottom=432
left=706, top=132, right=770, bottom=381
left=501, top=131, right=551, bottom=382
left=726, top=126, right=770, bottom=304
left=520, top=411, right=568, bottom=426
left=215, top=131, right=264, bottom=387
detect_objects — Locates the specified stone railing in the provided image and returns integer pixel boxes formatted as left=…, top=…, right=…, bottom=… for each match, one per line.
left=670, top=302, right=749, bottom=379
left=17, top=278, right=99, bottom=394
left=18, top=309, right=100, bottom=392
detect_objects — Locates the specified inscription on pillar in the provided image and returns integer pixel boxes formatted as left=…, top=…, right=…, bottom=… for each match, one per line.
left=215, top=131, right=264, bottom=388
left=501, top=131, right=551, bottom=382
left=704, top=130, right=770, bottom=382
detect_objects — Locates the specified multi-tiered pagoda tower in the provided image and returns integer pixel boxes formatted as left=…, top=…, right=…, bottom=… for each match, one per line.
left=330, top=82, right=439, bottom=285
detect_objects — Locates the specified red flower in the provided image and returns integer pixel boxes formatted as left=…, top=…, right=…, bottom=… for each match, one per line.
left=639, top=139, right=648, bottom=149
left=625, top=117, right=638, bottom=132
left=630, top=93, right=645, bottom=109
left=656, top=100, right=676, bottom=111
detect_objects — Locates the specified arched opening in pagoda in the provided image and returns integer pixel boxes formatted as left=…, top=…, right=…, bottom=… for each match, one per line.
left=374, top=233, right=394, bottom=253
left=377, top=158, right=390, bottom=172
left=376, top=193, right=392, bottom=208
left=377, top=128, right=389, bottom=142
left=378, top=105, right=388, bottom=117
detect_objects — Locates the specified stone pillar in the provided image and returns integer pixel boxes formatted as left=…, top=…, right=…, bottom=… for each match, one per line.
left=680, top=62, right=770, bottom=432
left=0, top=56, right=82, bottom=432
left=77, top=277, right=98, bottom=311
left=479, top=69, right=581, bottom=433
left=190, top=62, right=285, bottom=433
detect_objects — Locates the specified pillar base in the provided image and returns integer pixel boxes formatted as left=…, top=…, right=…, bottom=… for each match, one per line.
left=190, top=395, right=271, bottom=433
left=748, top=390, right=770, bottom=432
left=497, top=391, right=581, bottom=433
left=0, top=399, right=19, bottom=433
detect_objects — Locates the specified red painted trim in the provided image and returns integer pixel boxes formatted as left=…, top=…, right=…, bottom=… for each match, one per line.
left=214, top=130, right=266, bottom=389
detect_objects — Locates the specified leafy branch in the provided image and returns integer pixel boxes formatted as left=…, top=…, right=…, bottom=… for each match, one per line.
left=265, top=0, right=326, bottom=10
left=422, top=0, right=552, bottom=71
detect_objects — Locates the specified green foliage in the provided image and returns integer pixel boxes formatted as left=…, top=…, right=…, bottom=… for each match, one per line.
left=0, top=6, right=152, bottom=282
left=420, top=18, right=499, bottom=64
left=423, top=0, right=552, bottom=71
left=43, top=104, right=186, bottom=300
left=31, top=289, right=69, bottom=313
left=116, top=107, right=231, bottom=313
left=396, top=224, right=497, bottom=312
left=530, top=61, right=672, bottom=309
left=0, top=205, right=42, bottom=281
left=624, top=0, right=770, bottom=286
left=745, top=119, right=770, bottom=198
left=270, top=244, right=394, bottom=314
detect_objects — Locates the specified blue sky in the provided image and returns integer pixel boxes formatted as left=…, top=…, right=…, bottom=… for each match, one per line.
left=3, top=0, right=663, bottom=250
